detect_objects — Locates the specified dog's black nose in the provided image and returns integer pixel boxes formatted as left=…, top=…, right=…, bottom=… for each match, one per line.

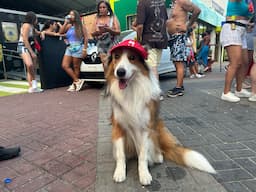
left=117, top=68, right=126, bottom=78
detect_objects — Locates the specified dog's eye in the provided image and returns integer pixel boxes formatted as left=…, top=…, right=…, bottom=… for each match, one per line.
left=128, top=55, right=136, bottom=60
left=114, top=54, right=120, bottom=59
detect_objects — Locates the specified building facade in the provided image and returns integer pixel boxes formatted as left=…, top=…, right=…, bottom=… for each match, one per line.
left=109, top=0, right=226, bottom=31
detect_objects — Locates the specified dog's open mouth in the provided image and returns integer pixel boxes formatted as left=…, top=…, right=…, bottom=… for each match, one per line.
left=119, top=79, right=128, bottom=89
left=118, top=73, right=135, bottom=90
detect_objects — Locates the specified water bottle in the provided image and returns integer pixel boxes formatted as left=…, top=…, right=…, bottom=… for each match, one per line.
left=65, top=15, right=72, bottom=20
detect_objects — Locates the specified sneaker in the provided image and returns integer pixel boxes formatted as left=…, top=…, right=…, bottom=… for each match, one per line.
left=167, top=87, right=184, bottom=98
left=75, top=79, right=85, bottom=91
left=67, top=83, right=76, bottom=92
left=196, top=73, right=205, bottom=78
left=249, top=94, right=256, bottom=102
left=0, top=146, right=21, bottom=161
left=167, top=86, right=184, bottom=94
left=221, top=92, right=240, bottom=102
left=242, top=82, right=251, bottom=89
left=32, top=80, right=38, bottom=89
left=203, top=66, right=210, bottom=72
left=190, top=74, right=195, bottom=79
left=28, top=87, right=43, bottom=93
left=234, top=82, right=251, bottom=89
left=235, top=89, right=251, bottom=98
left=224, top=65, right=229, bottom=72
left=160, top=94, right=164, bottom=101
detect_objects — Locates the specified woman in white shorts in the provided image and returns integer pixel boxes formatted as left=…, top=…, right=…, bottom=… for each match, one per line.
left=17, top=11, right=43, bottom=93
left=220, top=0, right=253, bottom=102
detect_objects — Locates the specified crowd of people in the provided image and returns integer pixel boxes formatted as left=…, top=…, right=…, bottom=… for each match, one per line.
left=17, top=1, right=256, bottom=97
left=220, top=0, right=256, bottom=102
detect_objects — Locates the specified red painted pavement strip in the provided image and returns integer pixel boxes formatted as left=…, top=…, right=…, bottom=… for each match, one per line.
left=0, top=87, right=101, bottom=192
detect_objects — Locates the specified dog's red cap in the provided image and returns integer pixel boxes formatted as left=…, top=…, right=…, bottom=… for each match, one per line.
left=110, top=39, right=148, bottom=59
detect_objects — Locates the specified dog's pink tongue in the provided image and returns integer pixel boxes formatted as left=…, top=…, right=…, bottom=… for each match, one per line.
left=119, top=79, right=127, bottom=89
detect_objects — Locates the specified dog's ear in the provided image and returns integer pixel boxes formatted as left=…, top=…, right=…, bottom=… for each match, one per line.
left=137, top=45, right=150, bottom=71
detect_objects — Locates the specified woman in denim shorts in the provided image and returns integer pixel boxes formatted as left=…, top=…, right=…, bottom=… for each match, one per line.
left=59, top=10, right=88, bottom=92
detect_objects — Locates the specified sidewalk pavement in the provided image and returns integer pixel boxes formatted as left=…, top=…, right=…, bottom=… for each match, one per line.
left=1, top=65, right=256, bottom=192
left=0, top=87, right=100, bottom=192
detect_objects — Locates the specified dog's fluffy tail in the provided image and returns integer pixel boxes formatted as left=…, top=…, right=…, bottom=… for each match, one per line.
left=158, top=121, right=216, bottom=174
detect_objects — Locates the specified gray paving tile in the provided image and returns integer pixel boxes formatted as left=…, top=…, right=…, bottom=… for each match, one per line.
left=242, top=179, right=256, bottom=192
left=211, top=160, right=240, bottom=171
left=223, top=149, right=256, bottom=159
left=234, top=158, right=256, bottom=177
left=214, top=169, right=253, bottom=183
left=222, top=182, right=251, bottom=192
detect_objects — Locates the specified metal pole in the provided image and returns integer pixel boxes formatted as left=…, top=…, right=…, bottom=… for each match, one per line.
left=2, top=55, right=7, bottom=79
left=0, top=44, right=7, bottom=79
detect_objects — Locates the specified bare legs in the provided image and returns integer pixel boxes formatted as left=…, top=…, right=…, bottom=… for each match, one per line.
left=189, top=64, right=197, bottom=75
left=221, top=45, right=251, bottom=102
left=174, top=61, right=184, bottom=87
left=62, top=55, right=82, bottom=82
left=224, top=45, right=246, bottom=94
left=251, top=64, right=256, bottom=94
left=20, top=51, right=43, bottom=93
left=62, top=55, right=84, bottom=91
left=20, top=52, right=36, bottom=88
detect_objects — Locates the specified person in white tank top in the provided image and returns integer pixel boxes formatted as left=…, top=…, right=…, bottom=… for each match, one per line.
left=17, top=11, right=43, bottom=93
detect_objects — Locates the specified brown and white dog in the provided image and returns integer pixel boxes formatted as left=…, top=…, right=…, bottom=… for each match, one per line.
left=105, top=40, right=216, bottom=186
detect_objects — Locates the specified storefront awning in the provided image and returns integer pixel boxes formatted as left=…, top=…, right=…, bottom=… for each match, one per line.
left=192, top=0, right=225, bottom=26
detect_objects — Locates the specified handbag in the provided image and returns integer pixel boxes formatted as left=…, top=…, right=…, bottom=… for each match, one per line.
left=34, top=39, right=41, bottom=52
left=68, top=42, right=82, bottom=53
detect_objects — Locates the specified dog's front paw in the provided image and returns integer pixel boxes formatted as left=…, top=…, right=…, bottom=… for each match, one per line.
left=113, top=166, right=126, bottom=182
left=139, top=169, right=152, bottom=185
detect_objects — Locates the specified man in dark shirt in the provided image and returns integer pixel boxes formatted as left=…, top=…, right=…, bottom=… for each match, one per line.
left=136, top=0, right=168, bottom=100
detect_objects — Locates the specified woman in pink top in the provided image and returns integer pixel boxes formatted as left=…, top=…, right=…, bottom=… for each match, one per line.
left=91, top=1, right=120, bottom=72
